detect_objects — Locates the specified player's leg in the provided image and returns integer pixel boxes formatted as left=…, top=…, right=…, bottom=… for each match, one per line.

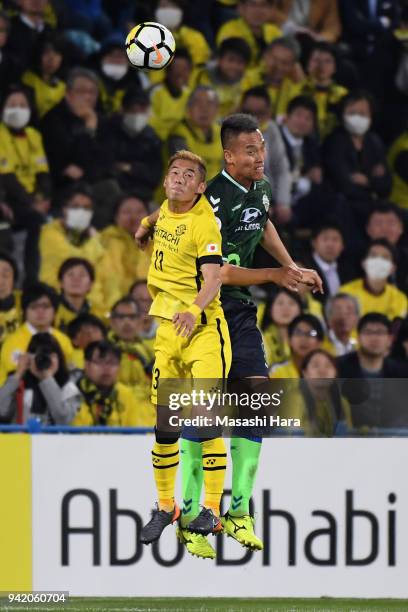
left=184, top=318, right=231, bottom=535
left=140, top=321, right=183, bottom=544
left=221, top=299, right=267, bottom=550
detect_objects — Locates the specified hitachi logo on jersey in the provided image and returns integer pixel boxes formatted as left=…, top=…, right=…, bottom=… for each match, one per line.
left=240, top=208, right=263, bottom=223
left=206, top=243, right=219, bottom=252
left=154, top=226, right=180, bottom=246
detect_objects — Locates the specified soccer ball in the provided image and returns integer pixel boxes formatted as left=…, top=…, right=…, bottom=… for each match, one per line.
left=125, top=22, right=176, bottom=70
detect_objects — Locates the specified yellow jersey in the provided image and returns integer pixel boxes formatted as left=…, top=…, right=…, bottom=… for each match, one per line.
left=0, top=291, right=22, bottom=350
left=270, top=358, right=299, bottom=379
left=242, top=68, right=302, bottom=118
left=388, top=131, right=408, bottom=210
left=170, top=120, right=223, bottom=181
left=0, top=123, right=49, bottom=193
left=149, top=84, right=191, bottom=142
left=22, top=71, right=66, bottom=118
left=340, top=278, right=408, bottom=321
left=148, top=195, right=224, bottom=324
left=216, top=18, right=281, bottom=66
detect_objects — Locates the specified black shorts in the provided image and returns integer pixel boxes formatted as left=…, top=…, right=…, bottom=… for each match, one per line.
left=222, top=296, right=268, bottom=379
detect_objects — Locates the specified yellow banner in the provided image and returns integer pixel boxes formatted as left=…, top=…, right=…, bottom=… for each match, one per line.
left=0, top=434, right=32, bottom=590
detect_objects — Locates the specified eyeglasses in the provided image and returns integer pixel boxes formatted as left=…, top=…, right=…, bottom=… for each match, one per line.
left=292, top=329, right=319, bottom=338
left=111, top=313, right=138, bottom=320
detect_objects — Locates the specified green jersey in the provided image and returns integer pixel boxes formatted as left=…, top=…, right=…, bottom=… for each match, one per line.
left=206, top=169, right=272, bottom=301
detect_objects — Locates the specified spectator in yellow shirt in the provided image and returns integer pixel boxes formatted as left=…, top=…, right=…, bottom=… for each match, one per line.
left=340, top=240, right=408, bottom=322
left=0, top=253, right=22, bottom=349
left=169, top=86, right=224, bottom=181
left=0, top=282, right=73, bottom=384
left=149, top=0, right=211, bottom=86
left=72, top=340, right=152, bottom=427
left=0, top=86, right=51, bottom=283
left=260, top=288, right=303, bottom=368
left=39, top=183, right=110, bottom=313
left=55, top=257, right=104, bottom=333
left=217, top=0, right=281, bottom=66
left=270, top=313, right=324, bottom=378
left=149, top=49, right=193, bottom=142
left=22, top=32, right=66, bottom=118
left=100, top=194, right=152, bottom=307
left=242, top=36, right=303, bottom=119
left=388, top=129, right=408, bottom=210
left=197, top=37, right=251, bottom=119
left=67, top=313, right=107, bottom=369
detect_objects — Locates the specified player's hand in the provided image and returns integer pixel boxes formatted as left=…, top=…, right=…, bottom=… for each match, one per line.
left=272, top=265, right=303, bottom=291
left=134, top=224, right=152, bottom=250
left=172, top=311, right=196, bottom=337
left=297, top=268, right=324, bottom=294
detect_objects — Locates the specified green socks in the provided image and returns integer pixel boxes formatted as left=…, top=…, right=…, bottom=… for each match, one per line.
left=180, top=438, right=203, bottom=528
left=229, top=437, right=262, bottom=517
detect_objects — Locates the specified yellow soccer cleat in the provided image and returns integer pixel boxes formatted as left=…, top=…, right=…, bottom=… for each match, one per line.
left=221, top=513, right=263, bottom=550
left=176, top=527, right=216, bottom=560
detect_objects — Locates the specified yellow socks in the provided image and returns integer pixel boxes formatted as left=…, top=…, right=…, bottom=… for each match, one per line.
left=201, top=437, right=227, bottom=516
left=151, top=441, right=179, bottom=511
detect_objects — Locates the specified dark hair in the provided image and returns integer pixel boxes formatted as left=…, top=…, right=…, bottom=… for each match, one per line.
left=169, top=48, right=192, bottom=67
left=288, top=313, right=325, bottom=341
left=22, top=283, right=59, bottom=315
left=27, top=332, right=69, bottom=386
left=364, top=238, right=397, bottom=264
left=221, top=113, right=259, bottom=148
left=30, top=32, right=66, bottom=76
left=287, top=95, right=317, bottom=118
left=0, top=251, right=18, bottom=282
left=307, top=42, right=337, bottom=65
left=367, top=202, right=404, bottom=225
left=301, top=348, right=337, bottom=373
left=122, top=87, right=150, bottom=110
left=1, top=84, right=35, bottom=117
left=358, top=312, right=392, bottom=334
left=58, top=257, right=95, bottom=282
left=84, top=339, right=121, bottom=362
left=311, top=221, right=344, bottom=241
left=111, top=296, right=140, bottom=315
left=112, top=192, right=148, bottom=222
left=261, top=288, right=303, bottom=331
left=242, top=85, right=271, bottom=108
left=66, top=313, right=107, bottom=340
left=60, top=182, right=94, bottom=208
left=218, top=37, right=251, bottom=64
left=129, top=278, right=148, bottom=295
left=341, top=89, right=375, bottom=117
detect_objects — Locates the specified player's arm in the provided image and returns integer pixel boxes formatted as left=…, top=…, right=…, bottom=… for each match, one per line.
left=173, top=263, right=222, bottom=337
left=260, top=219, right=324, bottom=294
left=220, top=262, right=302, bottom=291
left=134, top=208, right=160, bottom=250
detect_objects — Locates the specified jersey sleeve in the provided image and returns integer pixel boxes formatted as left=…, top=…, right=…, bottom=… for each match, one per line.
left=205, top=183, right=229, bottom=261
left=193, top=209, right=223, bottom=268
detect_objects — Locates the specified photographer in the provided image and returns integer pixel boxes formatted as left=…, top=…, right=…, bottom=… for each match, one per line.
left=0, top=332, right=81, bottom=424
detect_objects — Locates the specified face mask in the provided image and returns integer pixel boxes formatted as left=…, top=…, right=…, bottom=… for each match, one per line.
left=123, top=112, right=150, bottom=133
left=2, top=107, right=30, bottom=129
left=343, top=113, right=371, bottom=136
left=155, top=7, right=182, bottom=29
left=364, top=256, right=393, bottom=281
left=101, top=62, right=128, bottom=81
left=65, top=208, right=93, bottom=232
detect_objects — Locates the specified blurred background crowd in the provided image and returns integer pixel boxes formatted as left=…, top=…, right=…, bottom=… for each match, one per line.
left=0, top=0, right=408, bottom=434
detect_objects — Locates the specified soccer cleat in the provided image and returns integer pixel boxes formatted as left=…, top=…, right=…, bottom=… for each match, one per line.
left=140, top=504, right=180, bottom=544
left=221, top=513, right=263, bottom=550
left=176, top=527, right=216, bottom=559
left=187, top=507, right=223, bottom=535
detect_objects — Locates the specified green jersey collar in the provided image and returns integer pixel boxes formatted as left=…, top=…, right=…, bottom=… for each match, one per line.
left=222, top=169, right=257, bottom=193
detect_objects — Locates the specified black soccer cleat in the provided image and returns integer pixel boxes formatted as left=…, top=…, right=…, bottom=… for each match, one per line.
left=187, top=507, right=222, bottom=536
left=140, top=504, right=180, bottom=544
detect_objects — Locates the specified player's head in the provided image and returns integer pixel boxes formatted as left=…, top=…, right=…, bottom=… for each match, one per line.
left=221, top=113, right=265, bottom=182
left=164, top=150, right=206, bottom=203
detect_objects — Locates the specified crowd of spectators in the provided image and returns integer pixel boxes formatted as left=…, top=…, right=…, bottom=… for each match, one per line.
left=1, top=0, right=408, bottom=434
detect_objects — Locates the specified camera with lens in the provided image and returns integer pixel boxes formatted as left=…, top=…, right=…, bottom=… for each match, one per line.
left=34, top=349, right=52, bottom=371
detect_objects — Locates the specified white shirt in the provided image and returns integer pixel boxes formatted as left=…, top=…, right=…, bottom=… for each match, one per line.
left=328, top=329, right=357, bottom=357
left=313, top=252, right=340, bottom=296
